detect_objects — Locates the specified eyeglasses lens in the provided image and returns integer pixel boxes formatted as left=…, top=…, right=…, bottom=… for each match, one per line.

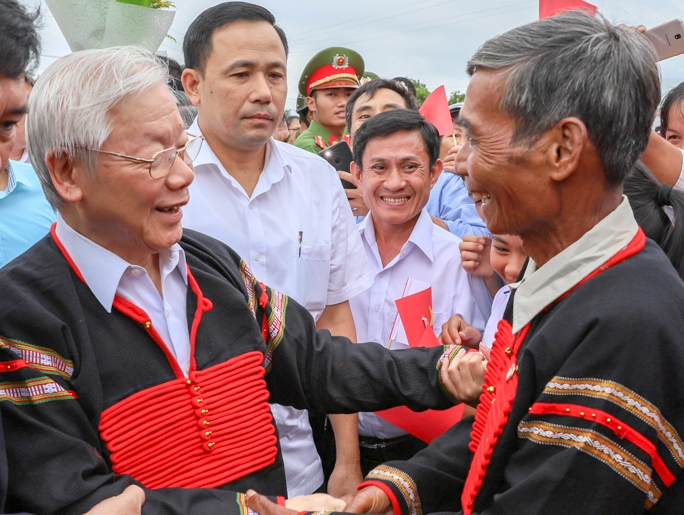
left=150, top=148, right=177, bottom=179
left=182, top=136, right=203, bottom=165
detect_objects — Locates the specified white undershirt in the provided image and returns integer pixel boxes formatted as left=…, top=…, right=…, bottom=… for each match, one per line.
left=55, top=215, right=191, bottom=375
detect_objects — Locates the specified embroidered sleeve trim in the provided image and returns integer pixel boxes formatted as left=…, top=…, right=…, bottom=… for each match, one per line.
left=543, top=377, right=684, bottom=469
left=528, top=402, right=675, bottom=486
left=0, top=377, right=77, bottom=405
left=261, top=287, right=288, bottom=374
left=239, top=260, right=258, bottom=318
left=0, top=335, right=74, bottom=379
left=236, top=492, right=259, bottom=515
left=363, top=465, right=422, bottom=515
left=519, top=420, right=660, bottom=509
left=436, top=345, right=463, bottom=403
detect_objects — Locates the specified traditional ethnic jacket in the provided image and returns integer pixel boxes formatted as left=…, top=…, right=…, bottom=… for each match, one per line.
left=350, top=236, right=684, bottom=515
left=0, top=229, right=457, bottom=515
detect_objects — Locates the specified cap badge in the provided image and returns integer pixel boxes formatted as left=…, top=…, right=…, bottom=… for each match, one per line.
left=332, top=54, right=349, bottom=69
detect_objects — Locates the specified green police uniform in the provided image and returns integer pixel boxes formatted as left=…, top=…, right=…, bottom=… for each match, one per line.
left=293, top=120, right=339, bottom=153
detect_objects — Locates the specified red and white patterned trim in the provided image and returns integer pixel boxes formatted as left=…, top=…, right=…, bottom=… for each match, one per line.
left=0, top=376, right=77, bottom=405
left=0, top=336, right=74, bottom=379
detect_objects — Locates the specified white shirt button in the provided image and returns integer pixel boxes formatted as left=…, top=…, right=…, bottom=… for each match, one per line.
left=165, top=309, right=170, bottom=319
left=249, top=203, right=255, bottom=210
left=373, top=305, right=380, bottom=312
left=254, top=253, right=260, bottom=261
left=131, top=268, right=141, bottom=276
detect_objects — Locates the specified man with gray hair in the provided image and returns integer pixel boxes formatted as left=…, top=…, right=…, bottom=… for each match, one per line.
left=0, top=45, right=462, bottom=515
left=248, top=10, right=684, bottom=515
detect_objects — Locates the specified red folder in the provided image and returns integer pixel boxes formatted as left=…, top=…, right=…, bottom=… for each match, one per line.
left=377, top=286, right=466, bottom=443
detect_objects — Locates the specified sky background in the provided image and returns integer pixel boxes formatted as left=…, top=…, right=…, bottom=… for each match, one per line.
left=20, top=0, right=684, bottom=112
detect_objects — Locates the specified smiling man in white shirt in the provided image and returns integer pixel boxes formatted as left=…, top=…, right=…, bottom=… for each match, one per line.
left=348, top=108, right=491, bottom=473
left=180, top=2, right=372, bottom=498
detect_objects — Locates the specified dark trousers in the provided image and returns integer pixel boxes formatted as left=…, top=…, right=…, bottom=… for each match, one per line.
left=359, top=433, right=428, bottom=476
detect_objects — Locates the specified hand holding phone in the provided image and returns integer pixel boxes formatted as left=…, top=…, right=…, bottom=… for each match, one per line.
left=318, top=141, right=356, bottom=189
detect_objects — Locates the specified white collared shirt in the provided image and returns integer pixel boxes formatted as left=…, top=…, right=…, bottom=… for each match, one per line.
left=510, top=197, right=639, bottom=333
left=351, top=208, right=492, bottom=439
left=482, top=285, right=511, bottom=347
left=183, top=120, right=372, bottom=321
left=55, top=216, right=191, bottom=375
left=182, top=121, right=373, bottom=497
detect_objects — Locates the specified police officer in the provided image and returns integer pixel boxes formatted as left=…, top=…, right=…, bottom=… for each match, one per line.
left=293, top=47, right=364, bottom=153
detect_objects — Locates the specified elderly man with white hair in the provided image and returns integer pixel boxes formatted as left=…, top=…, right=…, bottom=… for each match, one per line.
left=0, top=46, right=463, bottom=515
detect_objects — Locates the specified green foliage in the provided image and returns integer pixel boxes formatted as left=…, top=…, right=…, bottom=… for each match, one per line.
left=409, top=78, right=430, bottom=106
left=448, top=90, right=465, bottom=105
left=150, top=0, right=176, bottom=9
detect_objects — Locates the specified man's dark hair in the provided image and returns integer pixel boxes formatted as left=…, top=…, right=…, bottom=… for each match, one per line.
left=352, top=109, right=439, bottom=169
left=183, top=1, right=288, bottom=75
left=345, top=79, right=418, bottom=129
left=0, top=0, right=41, bottom=79
left=660, top=82, right=684, bottom=138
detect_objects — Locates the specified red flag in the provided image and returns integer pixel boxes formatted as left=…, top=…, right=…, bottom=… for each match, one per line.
left=539, top=0, right=597, bottom=19
left=419, top=85, right=453, bottom=136
left=375, top=405, right=466, bottom=443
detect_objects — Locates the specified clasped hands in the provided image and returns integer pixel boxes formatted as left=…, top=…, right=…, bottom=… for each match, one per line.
left=245, top=485, right=393, bottom=515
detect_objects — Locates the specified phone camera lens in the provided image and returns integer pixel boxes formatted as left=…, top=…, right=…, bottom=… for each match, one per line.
left=675, top=34, right=682, bottom=40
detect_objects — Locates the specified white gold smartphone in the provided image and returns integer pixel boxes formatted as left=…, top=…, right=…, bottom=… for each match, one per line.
left=644, top=19, right=684, bottom=62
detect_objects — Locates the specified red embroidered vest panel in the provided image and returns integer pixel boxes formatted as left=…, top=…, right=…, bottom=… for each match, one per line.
left=99, top=351, right=278, bottom=489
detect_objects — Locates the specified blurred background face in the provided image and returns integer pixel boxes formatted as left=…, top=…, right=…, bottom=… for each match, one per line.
left=665, top=101, right=684, bottom=149
left=274, top=117, right=289, bottom=142
left=489, top=234, right=526, bottom=284
left=10, top=80, right=32, bottom=161
left=286, top=117, right=301, bottom=144
left=349, top=88, right=408, bottom=140
left=0, top=76, right=27, bottom=173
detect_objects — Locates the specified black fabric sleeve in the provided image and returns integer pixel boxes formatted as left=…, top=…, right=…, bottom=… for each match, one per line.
left=258, top=280, right=457, bottom=415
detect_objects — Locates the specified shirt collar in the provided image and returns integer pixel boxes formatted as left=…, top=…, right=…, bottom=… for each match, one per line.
left=1, top=161, right=35, bottom=197
left=189, top=117, right=289, bottom=195
left=55, top=215, right=188, bottom=313
left=510, top=196, right=638, bottom=333
left=359, top=208, right=435, bottom=268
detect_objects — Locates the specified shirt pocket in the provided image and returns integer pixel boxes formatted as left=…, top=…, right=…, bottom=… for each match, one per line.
left=293, top=241, right=332, bottom=314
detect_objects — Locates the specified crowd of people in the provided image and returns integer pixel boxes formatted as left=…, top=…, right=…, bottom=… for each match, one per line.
left=1, top=0, right=684, bottom=514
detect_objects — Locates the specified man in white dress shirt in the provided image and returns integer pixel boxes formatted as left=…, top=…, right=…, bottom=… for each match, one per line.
left=348, top=109, right=491, bottom=473
left=180, top=2, right=372, bottom=497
